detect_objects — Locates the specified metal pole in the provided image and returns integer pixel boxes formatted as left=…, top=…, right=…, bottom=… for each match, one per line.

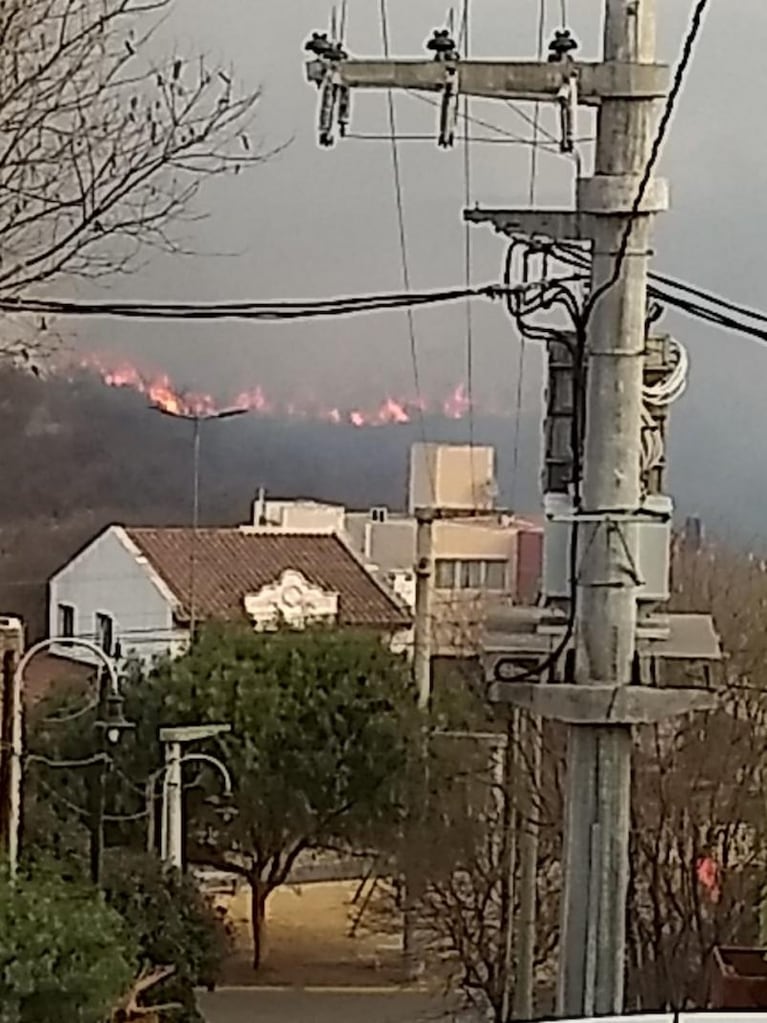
left=413, top=510, right=434, bottom=712
left=164, top=741, right=183, bottom=869
left=499, top=711, right=518, bottom=1023
left=190, top=416, right=201, bottom=636
left=514, top=712, right=541, bottom=1020
left=147, top=772, right=158, bottom=854
left=8, top=637, right=120, bottom=879
left=0, top=648, right=18, bottom=846
left=403, top=509, right=434, bottom=975
left=558, top=1, right=661, bottom=1015
left=88, top=670, right=108, bottom=885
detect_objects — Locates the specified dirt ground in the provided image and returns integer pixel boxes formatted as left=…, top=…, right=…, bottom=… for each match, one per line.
left=217, top=880, right=411, bottom=988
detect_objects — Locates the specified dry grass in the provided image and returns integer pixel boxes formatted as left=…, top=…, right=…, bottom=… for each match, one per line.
left=218, top=880, right=409, bottom=988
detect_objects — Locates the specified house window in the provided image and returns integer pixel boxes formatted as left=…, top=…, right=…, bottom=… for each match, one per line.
left=95, top=612, right=114, bottom=655
left=459, top=560, right=484, bottom=589
left=485, top=561, right=507, bottom=591
left=435, top=559, right=509, bottom=592
left=435, top=559, right=458, bottom=589
left=57, top=603, right=75, bottom=638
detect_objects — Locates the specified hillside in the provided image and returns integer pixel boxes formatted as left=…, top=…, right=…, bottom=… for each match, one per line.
left=0, top=367, right=543, bottom=638
left=0, top=359, right=755, bottom=640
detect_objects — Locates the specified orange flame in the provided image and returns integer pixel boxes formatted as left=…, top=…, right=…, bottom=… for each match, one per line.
left=69, top=353, right=478, bottom=427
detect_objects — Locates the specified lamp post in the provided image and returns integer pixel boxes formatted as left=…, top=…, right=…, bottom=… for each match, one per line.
left=146, top=753, right=233, bottom=858
left=149, top=405, right=249, bottom=634
left=158, top=724, right=231, bottom=870
left=8, top=637, right=132, bottom=880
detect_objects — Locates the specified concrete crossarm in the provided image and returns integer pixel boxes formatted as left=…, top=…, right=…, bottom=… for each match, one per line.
left=489, top=683, right=718, bottom=725
left=307, top=59, right=669, bottom=104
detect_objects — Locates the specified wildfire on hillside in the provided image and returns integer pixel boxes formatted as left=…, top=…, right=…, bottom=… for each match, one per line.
left=69, top=353, right=474, bottom=427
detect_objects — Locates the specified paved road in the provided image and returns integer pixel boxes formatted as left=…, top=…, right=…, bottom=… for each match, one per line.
left=197, top=988, right=463, bottom=1023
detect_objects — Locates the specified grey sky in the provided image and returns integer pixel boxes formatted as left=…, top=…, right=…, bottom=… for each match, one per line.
left=75, top=2, right=767, bottom=526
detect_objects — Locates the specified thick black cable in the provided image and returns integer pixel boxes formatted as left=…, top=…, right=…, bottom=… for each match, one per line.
left=494, top=243, right=586, bottom=684
left=552, top=239, right=767, bottom=344
left=0, top=284, right=503, bottom=321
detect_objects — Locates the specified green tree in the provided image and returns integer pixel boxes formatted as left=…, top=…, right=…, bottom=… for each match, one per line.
left=102, top=851, right=229, bottom=1021
left=0, top=866, right=136, bottom=1023
left=128, top=624, right=417, bottom=967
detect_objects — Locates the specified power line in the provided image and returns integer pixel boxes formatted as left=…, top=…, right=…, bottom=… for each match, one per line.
left=511, top=0, right=547, bottom=509
left=585, top=0, right=712, bottom=319
left=551, top=239, right=767, bottom=346
left=347, top=133, right=555, bottom=146
left=460, top=0, right=477, bottom=506
left=0, top=283, right=504, bottom=321
left=379, top=0, right=430, bottom=455
left=410, top=90, right=593, bottom=150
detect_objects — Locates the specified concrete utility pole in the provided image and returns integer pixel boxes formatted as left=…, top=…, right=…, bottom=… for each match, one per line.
left=403, top=508, right=434, bottom=973
left=304, top=7, right=716, bottom=1012
left=556, top=4, right=659, bottom=1013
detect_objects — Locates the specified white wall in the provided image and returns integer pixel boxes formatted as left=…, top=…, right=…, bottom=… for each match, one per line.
left=250, top=499, right=346, bottom=533
left=48, top=527, right=186, bottom=666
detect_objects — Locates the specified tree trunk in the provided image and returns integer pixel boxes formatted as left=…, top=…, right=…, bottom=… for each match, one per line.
left=250, top=879, right=268, bottom=970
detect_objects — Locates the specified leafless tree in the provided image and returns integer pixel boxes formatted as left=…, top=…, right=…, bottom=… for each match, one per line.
left=0, top=0, right=269, bottom=358
left=379, top=542, right=767, bottom=1017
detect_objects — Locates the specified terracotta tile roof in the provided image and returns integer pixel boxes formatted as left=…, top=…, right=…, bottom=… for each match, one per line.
left=123, top=528, right=411, bottom=630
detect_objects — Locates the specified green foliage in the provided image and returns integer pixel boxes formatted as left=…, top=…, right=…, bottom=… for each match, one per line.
left=126, top=624, right=418, bottom=886
left=27, top=624, right=419, bottom=969
left=102, top=851, right=228, bottom=1021
left=0, top=866, right=135, bottom=1023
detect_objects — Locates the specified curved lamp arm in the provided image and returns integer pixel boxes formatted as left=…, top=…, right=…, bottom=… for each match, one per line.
left=151, top=752, right=233, bottom=859
left=9, top=637, right=121, bottom=879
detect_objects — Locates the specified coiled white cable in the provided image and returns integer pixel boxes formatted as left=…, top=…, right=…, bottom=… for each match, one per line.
left=640, top=338, right=689, bottom=474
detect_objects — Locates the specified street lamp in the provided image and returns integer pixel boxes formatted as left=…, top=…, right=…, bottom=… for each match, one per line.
left=145, top=752, right=234, bottom=858
left=158, top=724, right=231, bottom=870
left=149, top=405, right=249, bottom=633
left=8, top=637, right=133, bottom=880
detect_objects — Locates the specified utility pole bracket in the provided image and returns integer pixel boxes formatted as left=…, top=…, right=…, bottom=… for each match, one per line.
left=488, top=682, right=718, bottom=725
left=464, top=207, right=585, bottom=241
left=306, top=59, right=668, bottom=104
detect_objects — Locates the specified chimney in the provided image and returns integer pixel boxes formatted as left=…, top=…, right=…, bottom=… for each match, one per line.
left=254, top=487, right=267, bottom=527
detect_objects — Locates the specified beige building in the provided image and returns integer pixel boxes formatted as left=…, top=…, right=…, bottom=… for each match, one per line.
left=250, top=443, right=543, bottom=655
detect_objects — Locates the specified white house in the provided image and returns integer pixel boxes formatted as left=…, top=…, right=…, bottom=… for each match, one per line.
left=49, top=526, right=411, bottom=666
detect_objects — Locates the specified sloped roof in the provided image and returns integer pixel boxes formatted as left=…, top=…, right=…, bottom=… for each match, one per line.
left=123, top=528, right=410, bottom=630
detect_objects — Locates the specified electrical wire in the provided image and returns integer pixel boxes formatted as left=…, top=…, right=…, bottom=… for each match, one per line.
left=379, top=0, right=431, bottom=457
left=528, top=0, right=547, bottom=206
left=460, top=0, right=478, bottom=507
left=550, top=239, right=767, bottom=348
left=409, top=90, right=593, bottom=150
left=28, top=752, right=108, bottom=769
left=584, top=0, right=713, bottom=320
left=639, top=337, right=689, bottom=477
left=347, top=133, right=553, bottom=145
left=0, top=284, right=505, bottom=321
left=494, top=242, right=588, bottom=683
left=510, top=0, right=547, bottom=508
left=42, top=697, right=99, bottom=723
